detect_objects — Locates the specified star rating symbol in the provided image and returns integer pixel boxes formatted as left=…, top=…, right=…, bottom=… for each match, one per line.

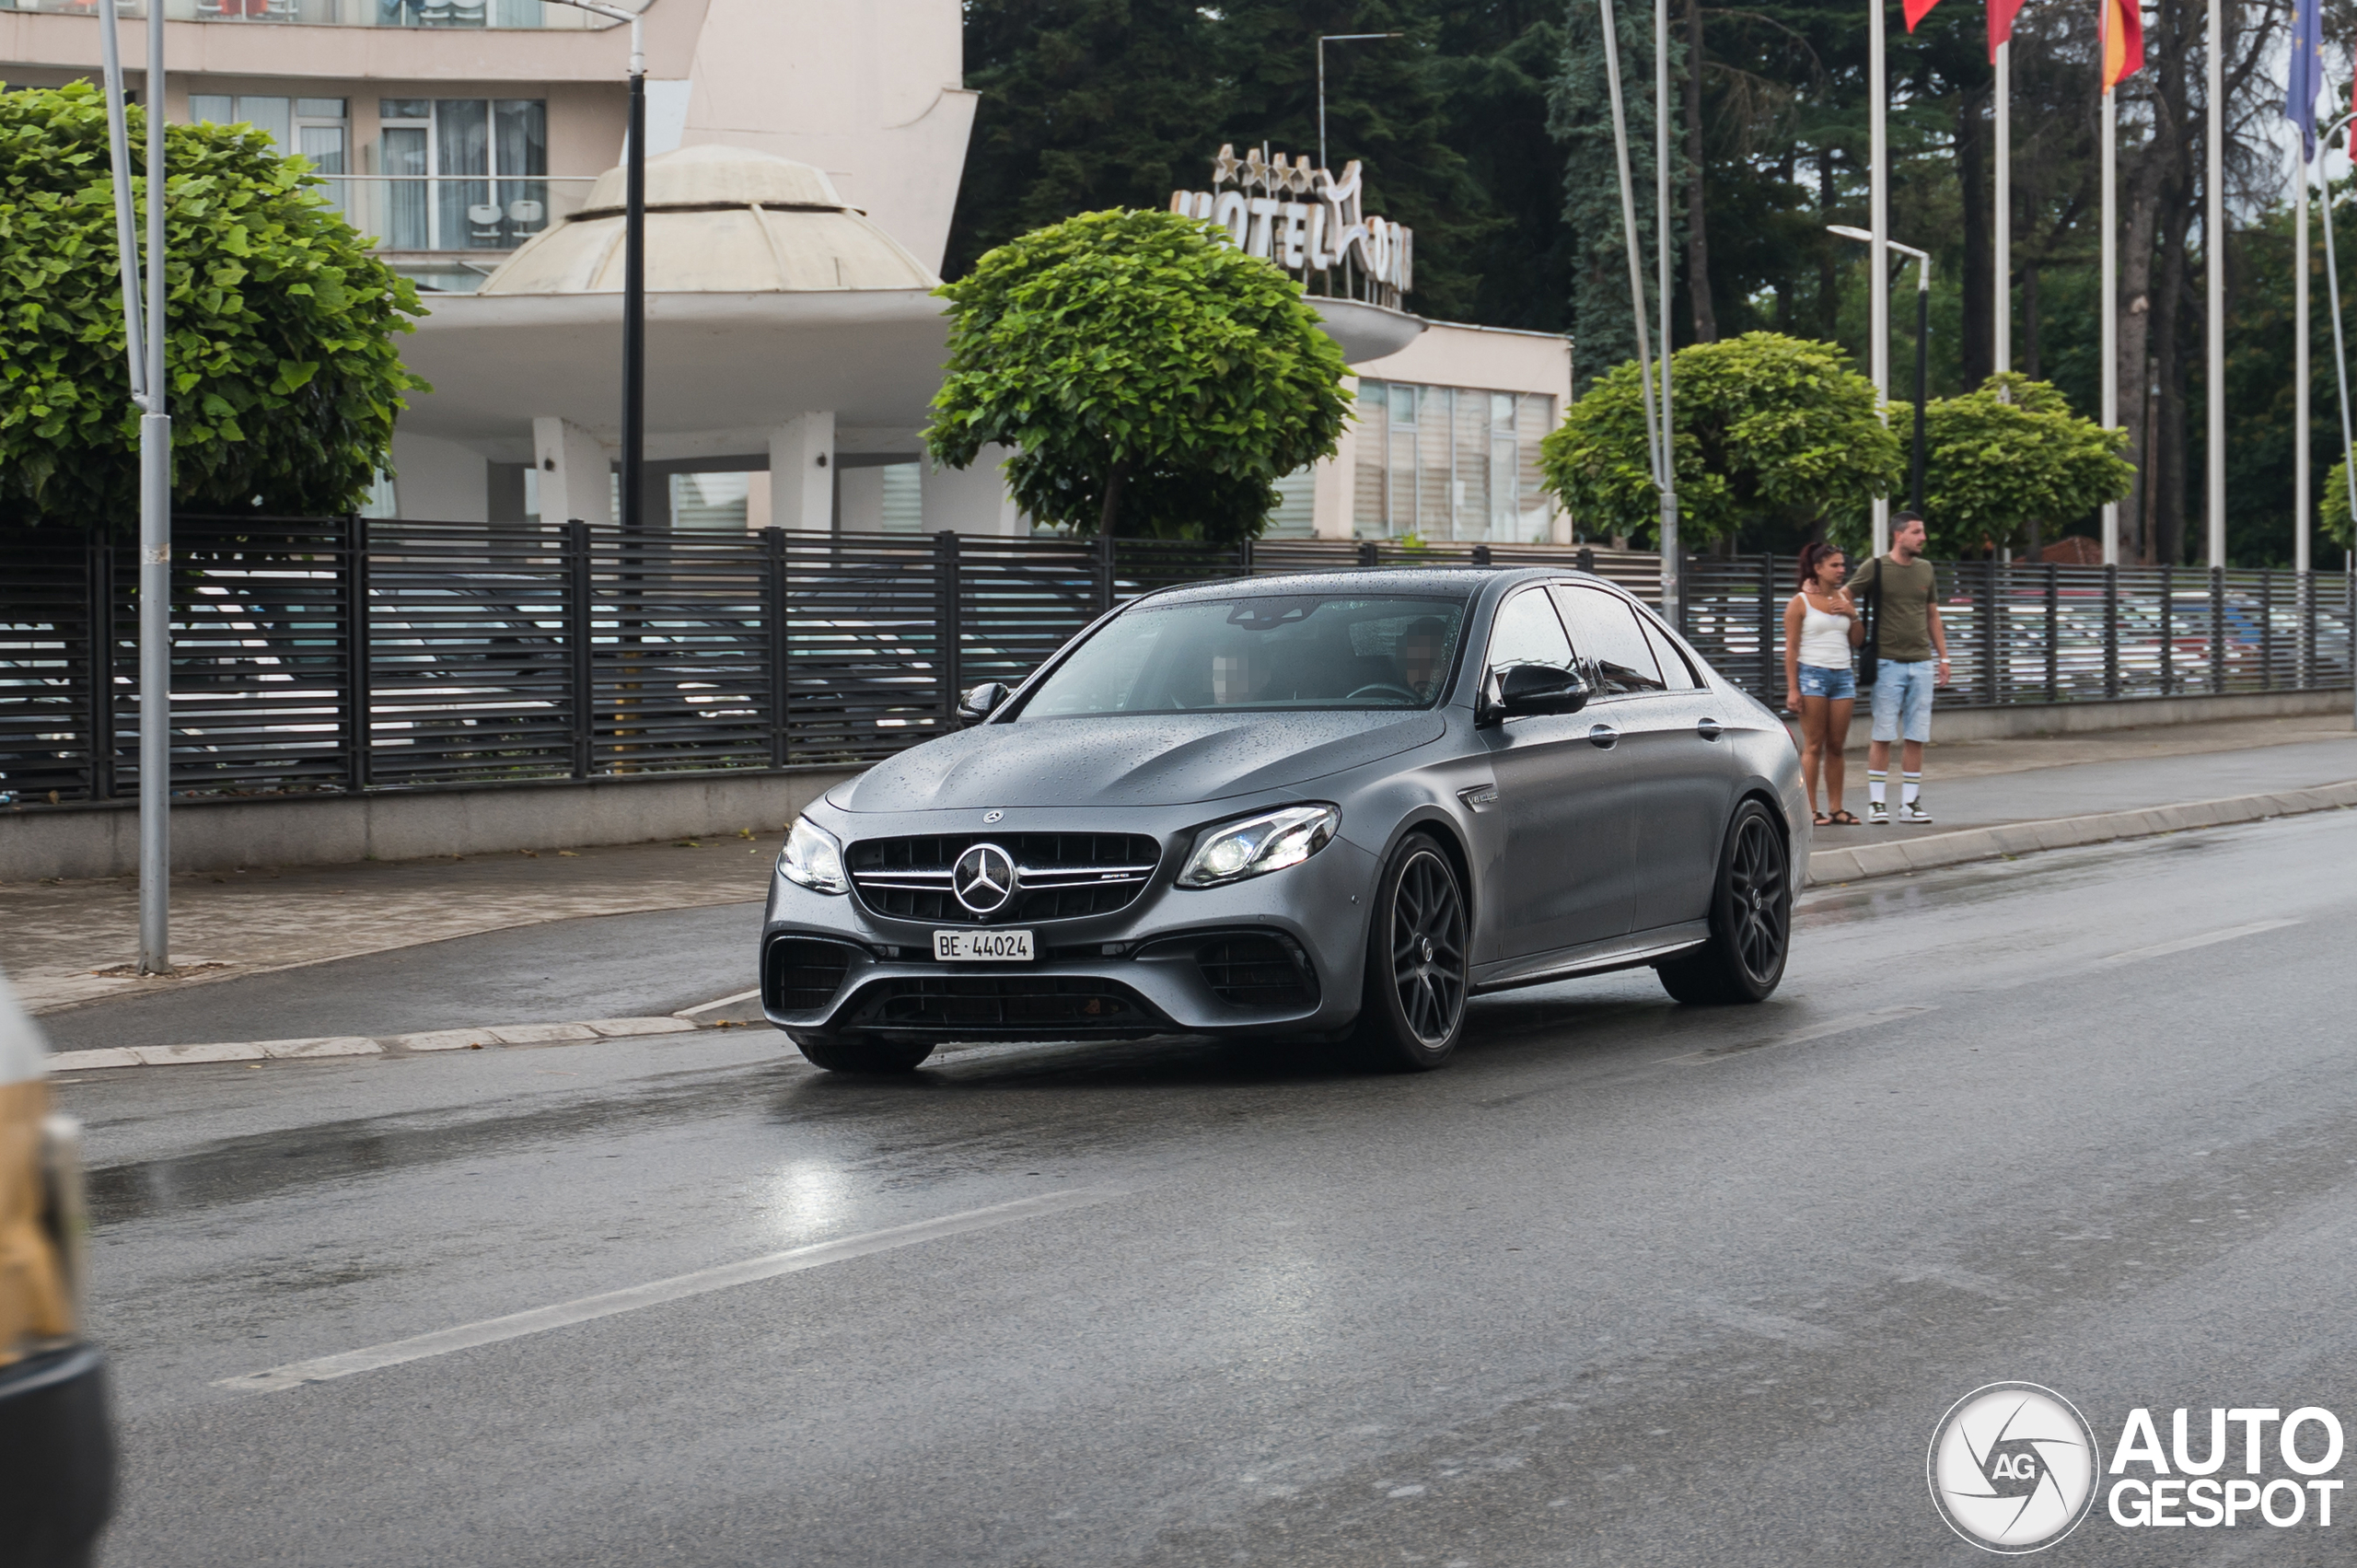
left=1211, top=142, right=1240, bottom=187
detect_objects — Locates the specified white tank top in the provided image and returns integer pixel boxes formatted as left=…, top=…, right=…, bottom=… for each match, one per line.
left=1794, top=595, right=1854, bottom=669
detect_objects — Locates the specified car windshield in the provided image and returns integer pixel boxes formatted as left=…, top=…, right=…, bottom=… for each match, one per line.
left=1019, top=594, right=1469, bottom=718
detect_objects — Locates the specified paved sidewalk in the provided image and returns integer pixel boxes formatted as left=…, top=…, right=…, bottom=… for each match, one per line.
left=5, top=710, right=2350, bottom=1022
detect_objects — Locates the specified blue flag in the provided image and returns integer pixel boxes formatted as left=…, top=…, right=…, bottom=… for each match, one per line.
left=2288, top=0, right=2324, bottom=159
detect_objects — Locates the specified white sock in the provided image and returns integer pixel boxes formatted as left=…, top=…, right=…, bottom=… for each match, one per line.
left=1902, top=773, right=1922, bottom=805
left=1867, top=771, right=1887, bottom=806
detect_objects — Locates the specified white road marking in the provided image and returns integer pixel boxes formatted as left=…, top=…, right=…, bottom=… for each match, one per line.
left=1670, top=1005, right=1934, bottom=1064
left=216, top=1185, right=1128, bottom=1398
left=676, top=988, right=762, bottom=1018
left=2098, top=919, right=2302, bottom=966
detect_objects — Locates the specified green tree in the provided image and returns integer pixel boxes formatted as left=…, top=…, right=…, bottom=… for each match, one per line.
left=2320, top=453, right=2357, bottom=554
left=926, top=208, right=1352, bottom=541
left=1538, top=331, right=1899, bottom=550
left=1921, top=373, right=2132, bottom=555
left=0, top=82, right=426, bottom=528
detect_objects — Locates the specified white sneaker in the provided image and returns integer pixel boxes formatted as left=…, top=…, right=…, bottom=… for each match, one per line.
left=1866, top=800, right=1889, bottom=825
left=1898, top=799, right=1933, bottom=824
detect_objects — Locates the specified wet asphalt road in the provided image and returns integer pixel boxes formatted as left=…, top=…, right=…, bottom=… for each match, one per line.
left=56, top=809, right=2357, bottom=1566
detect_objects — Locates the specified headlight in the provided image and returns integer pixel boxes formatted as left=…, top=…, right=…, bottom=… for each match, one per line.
left=779, top=815, right=848, bottom=894
left=1177, top=804, right=1340, bottom=889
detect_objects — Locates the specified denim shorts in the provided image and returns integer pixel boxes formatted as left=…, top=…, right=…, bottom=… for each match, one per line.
left=1795, top=663, right=1856, bottom=702
left=1870, top=658, right=1936, bottom=742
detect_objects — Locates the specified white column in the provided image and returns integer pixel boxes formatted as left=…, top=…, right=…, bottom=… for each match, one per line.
left=531, top=415, right=610, bottom=527
left=1869, top=0, right=1890, bottom=556
left=2101, top=90, right=2119, bottom=565
left=769, top=411, right=836, bottom=532
left=2206, top=0, right=2225, bottom=567
left=2296, top=141, right=2312, bottom=576
left=1994, top=41, right=2010, bottom=376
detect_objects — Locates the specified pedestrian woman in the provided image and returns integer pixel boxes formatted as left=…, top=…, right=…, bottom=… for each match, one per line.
left=1782, top=541, right=1866, bottom=827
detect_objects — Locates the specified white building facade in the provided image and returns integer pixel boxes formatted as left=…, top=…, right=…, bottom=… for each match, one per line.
left=3, top=0, right=1565, bottom=540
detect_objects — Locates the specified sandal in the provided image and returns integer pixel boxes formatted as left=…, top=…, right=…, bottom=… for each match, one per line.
left=1812, top=811, right=1832, bottom=827
left=1828, top=809, right=1862, bottom=826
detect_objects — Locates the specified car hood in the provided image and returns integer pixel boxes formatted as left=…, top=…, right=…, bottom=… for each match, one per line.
left=834, top=710, right=1449, bottom=812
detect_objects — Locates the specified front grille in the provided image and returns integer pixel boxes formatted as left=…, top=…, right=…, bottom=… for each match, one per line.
left=1197, top=935, right=1317, bottom=1009
left=848, top=975, right=1159, bottom=1031
left=848, top=833, right=1162, bottom=924
left=764, top=937, right=856, bottom=1013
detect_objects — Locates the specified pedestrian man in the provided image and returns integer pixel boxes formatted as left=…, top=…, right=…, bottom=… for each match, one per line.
left=1845, top=510, right=1949, bottom=824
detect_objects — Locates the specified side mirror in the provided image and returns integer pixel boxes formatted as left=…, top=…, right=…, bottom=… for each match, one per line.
left=956, top=680, right=1011, bottom=725
left=1479, top=663, right=1590, bottom=726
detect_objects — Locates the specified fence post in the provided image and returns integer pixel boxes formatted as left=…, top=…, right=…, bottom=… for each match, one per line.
left=566, top=519, right=593, bottom=779
left=2209, top=565, right=2226, bottom=694
left=765, top=526, right=789, bottom=769
left=2158, top=563, right=2173, bottom=695
left=1471, top=543, right=1492, bottom=566
left=1979, top=558, right=2001, bottom=705
left=2104, top=563, right=2120, bottom=699
left=86, top=534, right=116, bottom=801
left=1757, top=554, right=1776, bottom=696
left=936, top=530, right=963, bottom=726
left=1575, top=546, right=1594, bottom=574
left=2298, top=570, right=2316, bottom=689
left=1237, top=537, right=1254, bottom=575
left=346, top=514, right=372, bottom=791
left=1358, top=540, right=1379, bottom=568
left=2258, top=569, right=2273, bottom=691
left=1095, top=529, right=1116, bottom=614
left=2043, top=562, right=2059, bottom=703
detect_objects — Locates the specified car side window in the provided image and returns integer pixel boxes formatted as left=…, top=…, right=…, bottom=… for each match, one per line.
left=1485, top=587, right=1575, bottom=674
left=1635, top=611, right=1702, bottom=691
left=1550, top=585, right=1666, bottom=696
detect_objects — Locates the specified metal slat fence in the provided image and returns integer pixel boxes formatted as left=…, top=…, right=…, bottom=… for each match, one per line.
left=2, top=518, right=2350, bottom=807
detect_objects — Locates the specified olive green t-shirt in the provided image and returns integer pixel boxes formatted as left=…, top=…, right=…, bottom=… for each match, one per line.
left=1846, top=555, right=1939, bottom=664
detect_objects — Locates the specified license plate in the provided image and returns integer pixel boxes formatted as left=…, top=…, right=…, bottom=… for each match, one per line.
left=934, top=929, right=1034, bottom=962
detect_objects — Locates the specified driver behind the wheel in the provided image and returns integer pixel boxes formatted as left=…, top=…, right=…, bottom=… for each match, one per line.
left=1210, top=646, right=1274, bottom=705
left=1395, top=617, right=1451, bottom=701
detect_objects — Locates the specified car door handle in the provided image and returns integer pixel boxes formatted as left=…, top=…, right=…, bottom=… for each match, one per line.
left=1696, top=717, right=1723, bottom=741
left=1587, top=724, right=1619, bottom=749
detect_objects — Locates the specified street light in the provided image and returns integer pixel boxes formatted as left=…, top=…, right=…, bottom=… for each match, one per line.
left=543, top=0, right=647, bottom=533
left=1831, top=224, right=1932, bottom=515
left=1316, top=32, right=1401, bottom=173
left=97, top=0, right=169, bottom=972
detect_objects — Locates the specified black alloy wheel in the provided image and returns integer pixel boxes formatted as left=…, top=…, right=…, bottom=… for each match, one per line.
left=1352, top=836, right=1470, bottom=1070
left=791, top=1033, right=937, bottom=1074
left=1655, top=799, right=1791, bottom=1005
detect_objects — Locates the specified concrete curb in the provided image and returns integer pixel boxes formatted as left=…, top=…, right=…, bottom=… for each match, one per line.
left=46, top=1014, right=702, bottom=1074
left=1807, top=779, right=2357, bottom=886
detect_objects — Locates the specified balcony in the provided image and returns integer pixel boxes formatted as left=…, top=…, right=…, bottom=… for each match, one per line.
left=312, top=173, right=596, bottom=287
left=4, top=0, right=639, bottom=26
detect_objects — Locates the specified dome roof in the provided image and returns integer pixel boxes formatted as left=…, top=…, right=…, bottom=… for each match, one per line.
left=480, top=144, right=941, bottom=296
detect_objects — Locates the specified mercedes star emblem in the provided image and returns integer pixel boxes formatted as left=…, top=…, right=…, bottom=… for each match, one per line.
left=982, top=809, right=1004, bottom=824
left=952, top=842, right=1017, bottom=914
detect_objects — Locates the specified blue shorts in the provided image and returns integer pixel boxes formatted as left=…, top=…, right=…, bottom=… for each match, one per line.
left=1796, top=663, right=1856, bottom=702
left=1871, top=658, right=1936, bottom=743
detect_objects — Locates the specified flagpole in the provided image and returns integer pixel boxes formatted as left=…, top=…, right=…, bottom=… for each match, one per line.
left=1870, top=0, right=1890, bottom=557
left=1994, top=40, right=2011, bottom=377
left=2102, top=87, right=2119, bottom=566
left=2205, top=0, right=2225, bottom=568
left=1655, top=0, right=1678, bottom=621
left=2296, top=138, right=2312, bottom=579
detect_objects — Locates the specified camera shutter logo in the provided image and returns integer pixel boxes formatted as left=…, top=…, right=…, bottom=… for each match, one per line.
left=953, top=843, right=1016, bottom=914
left=1927, top=1382, right=2101, bottom=1553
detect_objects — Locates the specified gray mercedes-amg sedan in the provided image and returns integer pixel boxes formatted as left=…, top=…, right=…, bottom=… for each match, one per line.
left=761, top=567, right=1807, bottom=1073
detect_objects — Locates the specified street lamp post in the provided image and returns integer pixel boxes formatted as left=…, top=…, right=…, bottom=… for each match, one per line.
left=545, top=0, right=647, bottom=532
left=1831, top=225, right=1932, bottom=515
left=1316, top=32, right=1403, bottom=175
left=98, top=0, right=169, bottom=972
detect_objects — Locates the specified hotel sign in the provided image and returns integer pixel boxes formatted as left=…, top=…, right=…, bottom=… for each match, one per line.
left=1169, top=143, right=1413, bottom=301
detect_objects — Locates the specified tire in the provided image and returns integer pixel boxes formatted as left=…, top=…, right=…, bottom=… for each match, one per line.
left=1349, top=834, right=1471, bottom=1071
left=791, top=1034, right=936, bottom=1074
left=1655, top=799, right=1792, bottom=1005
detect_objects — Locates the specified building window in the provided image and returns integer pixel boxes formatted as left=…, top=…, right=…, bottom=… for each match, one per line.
left=1353, top=377, right=1558, bottom=543
left=376, top=98, right=547, bottom=252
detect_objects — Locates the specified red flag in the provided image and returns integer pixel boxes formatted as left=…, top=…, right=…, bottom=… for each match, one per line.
left=2101, top=0, right=2144, bottom=87
left=1904, top=0, right=1942, bottom=30
left=1988, top=0, right=2025, bottom=60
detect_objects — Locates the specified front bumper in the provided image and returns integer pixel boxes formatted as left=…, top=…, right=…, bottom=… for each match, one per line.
left=761, top=821, right=1380, bottom=1043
